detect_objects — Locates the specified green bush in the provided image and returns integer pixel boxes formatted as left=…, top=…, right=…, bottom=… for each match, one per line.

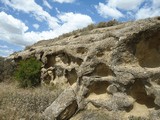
left=15, top=57, right=42, bottom=88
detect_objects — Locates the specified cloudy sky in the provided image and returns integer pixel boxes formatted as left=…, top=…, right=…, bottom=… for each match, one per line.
left=0, top=0, right=160, bottom=57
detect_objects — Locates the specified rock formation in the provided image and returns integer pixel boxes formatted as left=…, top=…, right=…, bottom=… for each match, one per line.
left=9, top=17, right=160, bottom=120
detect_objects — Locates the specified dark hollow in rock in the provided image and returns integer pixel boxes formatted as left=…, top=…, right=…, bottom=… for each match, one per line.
left=135, top=31, right=160, bottom=68
left=45, top=52, right=83, bottom=68
left=57, top=100, right=78, bottom=120
left=128, top=79, right=156, bottom=108
left=45, top=54, right=56, bottom=68
left=65, top=69, right=78, bottom=85
left=91, top=63, right=115, bottom=77
left=43, top=74, right=52, bottom=84
left=14, top=56, right=22, bottom=62
left=76, top=47, right=88, bottom=54
left=151, top=73, right=160, bottom=85
left=87, top=81, right=109, bottom=95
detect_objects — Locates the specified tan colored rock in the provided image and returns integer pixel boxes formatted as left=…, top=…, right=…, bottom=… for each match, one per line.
left=43, top=88, right=77, bottom=120
left=9, top=17, right=160, bottom=120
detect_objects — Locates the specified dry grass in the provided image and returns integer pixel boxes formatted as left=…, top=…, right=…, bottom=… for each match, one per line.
left=0, top=82, right=63, bottom=120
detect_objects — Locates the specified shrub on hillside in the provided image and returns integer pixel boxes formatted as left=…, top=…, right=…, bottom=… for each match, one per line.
left=96, top=22, right=107, bottom=28
left=0, top=57, right=16, bottom=82
left=15, top=57, right=42, bottom=88
left=96, top=20, right=119, bottom=28
left=0, top=57, right=4, bottom=82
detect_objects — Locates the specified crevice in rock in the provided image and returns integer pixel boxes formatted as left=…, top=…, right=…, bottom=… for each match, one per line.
left=45, top=54, right=56, bottom=68
left=95, top=48, right=105, bottom=57
left=96, top=47, right=111, bottom=58
left=151, top=73, right=160, bottom=85
left=43, top=74, right=52, bottom=84
left=65, top=69, right=78, bottom=85
left=96, top=50, right=104, bottom=57
left=91, top=63, right=115, bottom=77
left=14, top=56, right=22, bottom=62
left=40, top=51, right=44, bottom=61
left=57, top=100, right=78, bottom=120
left=77, top=47, right=88, bottom=54
left=70, top=56, right=83, bottom=66
left=128, top=79, right=156, bottom=108
left=87, top=81, right=109, bottom=95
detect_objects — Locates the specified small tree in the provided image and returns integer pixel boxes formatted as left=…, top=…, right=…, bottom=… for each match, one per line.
left=15, top=57, right=42, bottom=88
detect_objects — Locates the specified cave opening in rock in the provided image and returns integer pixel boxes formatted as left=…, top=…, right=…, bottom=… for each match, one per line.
left=57, top=52, right=83, bottom=66
left=65, top=69, right=78, bottom=85
left=128, top=79, right=156, bottom=108
left=87, top=81, right=109, bottom=95
left=135, top=31, right=160, bottom=68
left=91, top=63, right=115, bottom=77
left=45, top=52, right=83, bottom=68
left=76, top=47, right=88, bottom=54
left=43, top=75, right=52, bottom=84
left=69, top=55, right=83, bottom=66
left=45, top=54, right=56, bottom=68
left=14, top=56, right=22, bottom=62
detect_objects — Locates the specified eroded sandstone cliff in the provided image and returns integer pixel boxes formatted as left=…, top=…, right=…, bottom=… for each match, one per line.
left=9, top=17, right=160, bottom=120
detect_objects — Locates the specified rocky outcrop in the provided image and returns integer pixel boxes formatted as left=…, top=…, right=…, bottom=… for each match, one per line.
left=9, top=17, right=160, bottom=120
left=44, top=88, right=78, bottom=120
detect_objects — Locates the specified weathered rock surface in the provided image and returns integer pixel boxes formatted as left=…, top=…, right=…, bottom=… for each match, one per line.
left=9, top=17, right=160, bottom=119
left=43, top=88, right=77, bottom=120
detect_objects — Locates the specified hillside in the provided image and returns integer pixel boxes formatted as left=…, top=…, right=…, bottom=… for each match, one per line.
left=5, top=17, right=160, bottom=119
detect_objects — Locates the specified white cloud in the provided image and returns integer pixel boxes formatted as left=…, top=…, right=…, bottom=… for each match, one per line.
left=108, top=0, right=144, bottom=10
left=136, top=7, right=160, bottom=19
left=0, top=44, right=14, bottom=57
left=136, top=0, right=160, bottom=19
left=153, top=0, right=160, bottom=8
left=95, top=3, right=124, bottom=19
left=0, top=45, right=9, bottom=49
left=24, top=12, right=93, bottom=43
left=43, top=0, right=52, bottom=9
left=0, top=11, right=93, bottom=47
left=0, top=49, right=14, bottom=57
left=0, top=11, right=29, bottom=45
left=53, top=0, right=75, bottom=3
left=57, top=12, right=94, bottom=33
left=95, top=0, right=160, bottom=20
left=33, top=24, right=40, bottom=30
left=1, top=0, right=59, bottom=29
left=0, top=12, right=28, bottom=34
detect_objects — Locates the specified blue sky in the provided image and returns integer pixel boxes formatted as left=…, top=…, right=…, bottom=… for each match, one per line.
left=0, top=0, right=159, bottom=57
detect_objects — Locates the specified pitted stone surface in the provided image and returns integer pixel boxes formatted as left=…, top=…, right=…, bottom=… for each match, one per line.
left=9, top=17, right=160, bottom=120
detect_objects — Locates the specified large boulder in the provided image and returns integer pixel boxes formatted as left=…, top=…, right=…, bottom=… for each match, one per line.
left=43, top=88, right=78, bottom=120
